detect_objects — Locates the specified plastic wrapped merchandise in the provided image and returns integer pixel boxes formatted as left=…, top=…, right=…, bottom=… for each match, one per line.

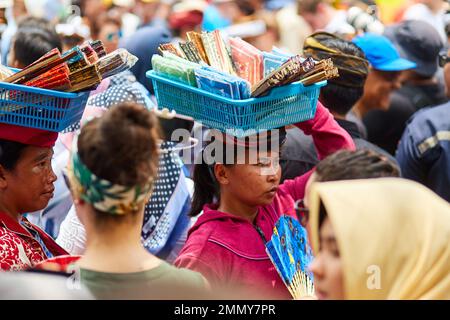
left=80, top=41, right=99, bottom=64
left=162, top=51, right=202, bottom=69
left=186, top=31, right=209, bottom=64
left=271, top=47, right=294, bottom=59
left=5, top=48, right=65, bottom=84
left=97, top=49, right=139, bottom=79
left=194, top=66, right=251, bottom=100
left=68, top=64, right=102, bottom=92
left=252, top=56, right=316, bottom=97
left=24, top=63, right=71, bottom=91
left=158, top=43, right=184, bottom=58
left=201, top=30, right=236, bottom=75
left=229, top=37, right=263, bottom=87
left=262, top=52, right=288, bottom=77
left=0, top=64, right=14, bottom=81
left=90, top=40, right=107, bottom=58
left=179, top=41, right=203, bottom=63
left=151, top=54, right=198, bottom=87
left=63, top=46, right=90, bottom=73
left=163, top=51, right=202, bottom=69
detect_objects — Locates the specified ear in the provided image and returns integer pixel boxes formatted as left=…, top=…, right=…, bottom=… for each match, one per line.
left=73, top=198, right=88, bottom=225
left=0, top=164, right=8, bottom=189
left=11, top=59, right=23, bottom=69
left=214, top=163, right=230, bottom=186
left=317, top=2, right=326, bottom=14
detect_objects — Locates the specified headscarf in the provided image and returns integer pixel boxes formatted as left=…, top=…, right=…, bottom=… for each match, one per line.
left=67, top=135, right=155, bottom=215
left=308, top=178, right=450, bottom=300
left=120, top=25, right=172, bottom=93
left=303, top=32, right=369, bottom=88
left=0, top=123, right=58, bottom=147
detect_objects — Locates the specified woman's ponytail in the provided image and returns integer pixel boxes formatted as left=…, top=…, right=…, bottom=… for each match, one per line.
left=189, top=151, right=219, bottom=217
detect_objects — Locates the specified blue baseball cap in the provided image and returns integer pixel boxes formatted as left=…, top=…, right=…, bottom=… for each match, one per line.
left=353, top=33, right=417, bottom=72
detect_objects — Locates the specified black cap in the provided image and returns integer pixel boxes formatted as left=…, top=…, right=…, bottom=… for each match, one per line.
left=384, top=20, right=444, bottom=78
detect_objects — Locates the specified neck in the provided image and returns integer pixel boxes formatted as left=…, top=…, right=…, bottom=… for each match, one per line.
left=353, top=100, right=367, bottom=119
left=426, top=1, right=443, bottom=13
left=330, top=110, right=346, bottom=120
left=0, top=196, right=21, bottom=221
left=218, top=192, right=259, bottom=223
left=79, top=217, right=160, bottom=273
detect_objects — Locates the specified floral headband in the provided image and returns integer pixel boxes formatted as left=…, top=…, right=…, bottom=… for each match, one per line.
left=67, top=137, right=154, bottom=215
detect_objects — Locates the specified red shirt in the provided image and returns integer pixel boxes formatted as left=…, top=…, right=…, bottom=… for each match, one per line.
left=0, top=212, right=68, bottom=271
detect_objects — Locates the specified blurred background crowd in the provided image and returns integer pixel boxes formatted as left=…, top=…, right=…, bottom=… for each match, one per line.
left=0, top=0, right=448, bottom=65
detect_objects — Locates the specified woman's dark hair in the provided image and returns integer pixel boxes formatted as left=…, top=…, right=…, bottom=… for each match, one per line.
left=159, top=118, right=194, bottom=142
left=317, top=37, right=366, bottom=115
left=0, top=140, right=28, bottom=171
left=315, top=149, right=400, bottom=182
left=190, top=153, right=221, bottom=217
left=237, top=0, right=257, bottom=16
left=319, top=83, right=364, bottom=116
left=17, top=16, right=56, bottom=32
left=77, top=103, right=160, bottom=223
left=12, top=20, right=62, bottom=67
left=78, top=102, right=160, bottom=187
left=318, top=200, right=328, bottom=229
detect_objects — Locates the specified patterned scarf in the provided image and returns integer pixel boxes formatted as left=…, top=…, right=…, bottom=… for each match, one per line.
left=303, top=32, right=369, bottom=88
left=67, top=139, right=154, bottom=215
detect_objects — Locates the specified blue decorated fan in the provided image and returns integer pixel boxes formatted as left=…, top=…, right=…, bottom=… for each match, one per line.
left=266, top=215, right=315, bottom=299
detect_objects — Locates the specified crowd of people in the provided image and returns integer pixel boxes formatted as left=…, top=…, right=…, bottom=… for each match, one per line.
left=0, top=0, right=449, bottom=300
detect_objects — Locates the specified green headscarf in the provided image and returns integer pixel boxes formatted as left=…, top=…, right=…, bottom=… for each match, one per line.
left=67, top=137, right=154, bottom=215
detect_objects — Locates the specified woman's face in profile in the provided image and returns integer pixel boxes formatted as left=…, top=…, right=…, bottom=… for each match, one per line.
left=309, top=217, right=345, bottom=300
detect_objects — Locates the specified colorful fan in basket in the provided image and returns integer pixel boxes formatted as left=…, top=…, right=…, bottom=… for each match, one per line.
left=266, top=215, right=315, bottom=299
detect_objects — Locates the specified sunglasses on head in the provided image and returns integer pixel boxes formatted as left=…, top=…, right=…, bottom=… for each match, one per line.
left=439, top=52, right=450, bottom=67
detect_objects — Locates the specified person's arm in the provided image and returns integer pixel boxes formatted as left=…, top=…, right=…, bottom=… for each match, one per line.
left=396, top=125, right=428, bottom=183
left=280, top=102, right=355, bottom=201
left=294, top=101, right=355, bottom=161
left=56, top=206, right=87, bottom=255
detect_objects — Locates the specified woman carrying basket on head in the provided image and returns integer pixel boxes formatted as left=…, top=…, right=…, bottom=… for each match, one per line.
left=174, top=102, right=355, bottom=299
left=0, top=124, right=68, bottom=271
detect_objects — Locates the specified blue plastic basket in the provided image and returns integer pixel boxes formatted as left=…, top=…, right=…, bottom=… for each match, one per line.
left=0, top=81, right=90, bottom=132
left=147, top=70, right=326, bottom=137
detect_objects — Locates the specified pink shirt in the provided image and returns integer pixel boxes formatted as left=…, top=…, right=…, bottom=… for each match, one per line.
left=175, top=102, right=355, bottom=299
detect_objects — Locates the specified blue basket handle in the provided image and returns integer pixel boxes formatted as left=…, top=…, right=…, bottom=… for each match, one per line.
left=255, top=81, right=307, bottom=100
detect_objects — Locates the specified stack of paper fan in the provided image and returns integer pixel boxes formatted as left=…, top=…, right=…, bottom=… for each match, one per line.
left=266, top=215, right=315, bottom=299
left=3, top=41, right=137, bottom=93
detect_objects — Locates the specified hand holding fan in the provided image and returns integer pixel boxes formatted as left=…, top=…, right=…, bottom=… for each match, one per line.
left=266, top=215, right=315, bottom=299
